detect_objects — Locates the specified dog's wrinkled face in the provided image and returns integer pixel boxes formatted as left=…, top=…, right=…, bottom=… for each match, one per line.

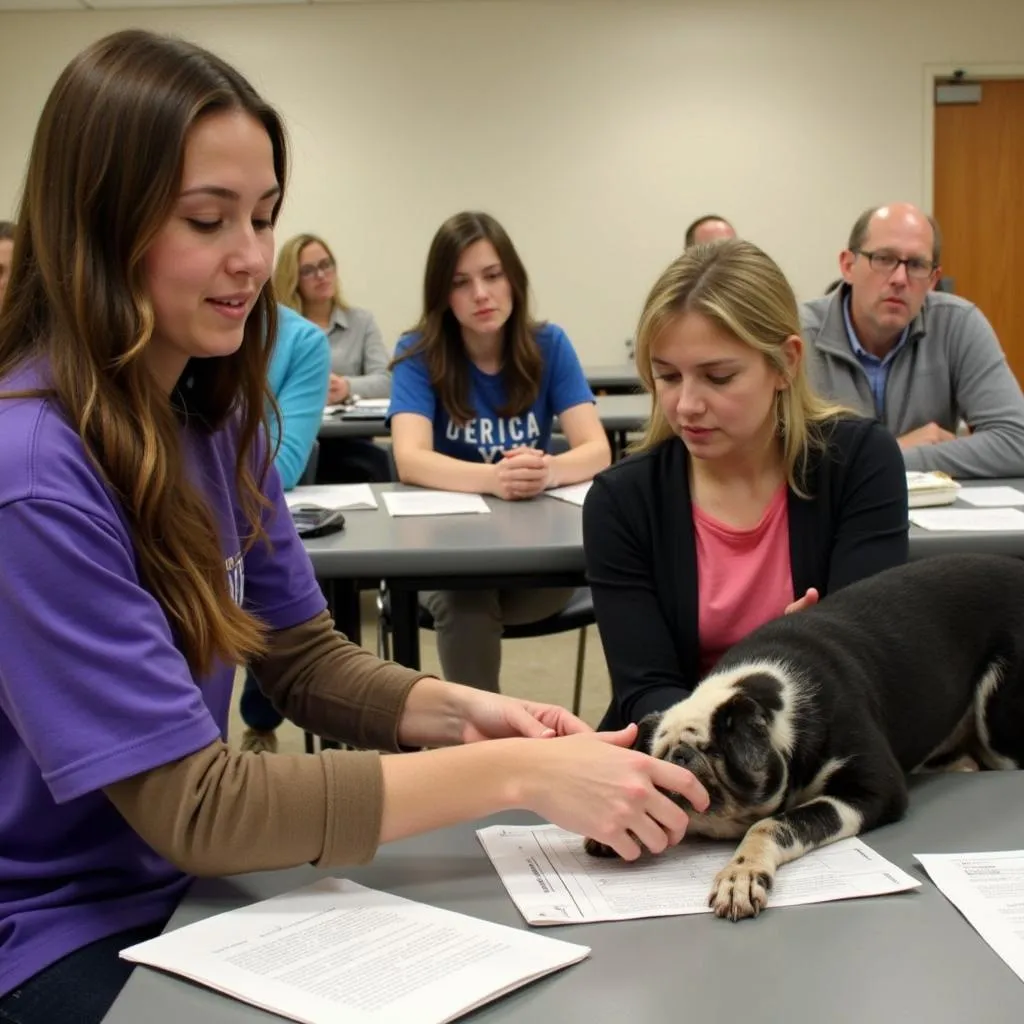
left=639, top=669, right=792, bottom=839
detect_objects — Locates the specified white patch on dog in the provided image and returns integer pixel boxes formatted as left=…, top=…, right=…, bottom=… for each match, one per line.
left=974, top=660, right=1019, bottom=770
left=653, top=659, right=802, bottom=758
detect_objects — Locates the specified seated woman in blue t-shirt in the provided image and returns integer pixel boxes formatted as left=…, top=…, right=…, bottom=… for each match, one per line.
left=388, top=211, right=611, bottom=693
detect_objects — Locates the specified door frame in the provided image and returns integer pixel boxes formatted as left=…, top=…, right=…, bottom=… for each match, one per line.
left=921, top=63, right=1024, bottom=211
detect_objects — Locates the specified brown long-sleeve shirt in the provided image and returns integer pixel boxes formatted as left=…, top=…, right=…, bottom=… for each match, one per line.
left=104, top=611, right=428, bottom=875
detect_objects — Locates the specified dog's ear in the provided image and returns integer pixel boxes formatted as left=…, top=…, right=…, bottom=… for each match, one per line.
left=714, top=695, right=772, bottom=780
left=635, top=713, right=662, bottom=754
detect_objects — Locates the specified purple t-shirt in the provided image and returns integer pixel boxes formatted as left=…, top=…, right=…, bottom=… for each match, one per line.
left=0, top=362, right=327, bottom=997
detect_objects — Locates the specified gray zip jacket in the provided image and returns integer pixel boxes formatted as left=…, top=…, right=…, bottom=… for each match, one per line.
left=800, top=287, right=1024, bottom=478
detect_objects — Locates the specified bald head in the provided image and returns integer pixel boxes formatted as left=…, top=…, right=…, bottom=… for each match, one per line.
left=685, top=215, right=736, bottom=249
left=848, top=203, right=941, bottom=266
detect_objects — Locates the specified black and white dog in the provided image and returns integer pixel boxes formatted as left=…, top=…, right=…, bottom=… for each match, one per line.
left=586, top=554, right=1024, bottom=920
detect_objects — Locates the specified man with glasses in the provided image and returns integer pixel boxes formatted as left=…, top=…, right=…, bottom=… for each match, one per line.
left=801, top=202, right=1024, bottom=477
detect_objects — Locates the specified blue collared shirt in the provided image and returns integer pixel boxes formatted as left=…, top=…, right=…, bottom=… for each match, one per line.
left=842, top=296, right=909, bottom=417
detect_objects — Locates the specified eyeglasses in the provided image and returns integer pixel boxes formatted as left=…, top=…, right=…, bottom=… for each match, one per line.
left=854, top=249, right=936, bottom=280
left=298, top=257, right=335, bottom=279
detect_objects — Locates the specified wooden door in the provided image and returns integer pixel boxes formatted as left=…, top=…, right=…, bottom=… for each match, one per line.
left=934, top=79, right=1024, bottom=386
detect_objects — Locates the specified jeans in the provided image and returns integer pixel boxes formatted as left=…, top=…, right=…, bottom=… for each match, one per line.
left=0, top=921, right=165, bottom=1024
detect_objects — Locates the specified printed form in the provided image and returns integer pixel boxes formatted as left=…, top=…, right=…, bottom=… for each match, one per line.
left=120, top=878, right=588, bottom=1024
left=916, top=851, right=1024, bottom=984
left=477, top=824, right=920, bottom=925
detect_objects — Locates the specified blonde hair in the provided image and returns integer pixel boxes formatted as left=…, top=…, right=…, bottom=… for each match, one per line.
left=632, top=239, right=847, bottom=495
left=273, top=234, right=347, bottom=315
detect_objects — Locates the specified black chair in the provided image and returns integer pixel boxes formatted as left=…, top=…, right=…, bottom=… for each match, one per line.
left=375, top=585, right=595, bottom=716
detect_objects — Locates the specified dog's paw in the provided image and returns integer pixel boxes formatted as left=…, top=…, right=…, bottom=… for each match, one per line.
left=583, top=836, right=618, bottom=858
left=709, top=858, right=774, bottom=921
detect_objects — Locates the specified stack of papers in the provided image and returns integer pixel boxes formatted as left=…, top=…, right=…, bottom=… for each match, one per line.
left=545, top=482, right=593, bottom=507
left=381, top=491, right=490, bottom=517
left=120, top=878, right=589, bottom=1024
left=477, top=824, right=919, bottom=925
left=286, top=484, right=378, bottom=511
left=906, top=471, right=961, bottom=508
left=916, top=851, right=1024, bottom=984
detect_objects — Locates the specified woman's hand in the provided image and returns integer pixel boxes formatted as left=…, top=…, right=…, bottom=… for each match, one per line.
left=784, top=588, right=819, bottom=615
left=328, top=374, right=350, bottom=404
left=397, top=678, right=589, bottom=748
left=516, top=725, right=711, bottom=860
left=491, top=447, right=552, bottom=500
left=457, top=688, right=592, bottom=743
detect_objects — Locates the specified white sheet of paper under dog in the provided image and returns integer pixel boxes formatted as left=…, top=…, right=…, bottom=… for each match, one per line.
left=915, top=851, right=1024, bottom=984
left=477, top=825, right=920, bottom=925
left=909, top=507, right=1024, bottom=532
left=119, top=877, right=589, bottom=1024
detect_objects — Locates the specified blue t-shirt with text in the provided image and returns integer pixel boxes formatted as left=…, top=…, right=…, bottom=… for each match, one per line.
left=387, top=322, right=594, bottom=463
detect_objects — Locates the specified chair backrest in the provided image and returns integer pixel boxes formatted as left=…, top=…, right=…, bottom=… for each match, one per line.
left=298, top=439, right=319, bottom=487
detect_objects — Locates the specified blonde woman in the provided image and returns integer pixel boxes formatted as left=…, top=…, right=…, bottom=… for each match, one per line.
left=583, top=240, right=909, bottom=730
left=274, top=234, right=390, bottom=401
left=275, top=234, right=391, bottom=482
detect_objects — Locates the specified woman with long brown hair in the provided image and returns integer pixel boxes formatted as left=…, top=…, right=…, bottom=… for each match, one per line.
left=388, top=211, right=611, bottom=693
left=0, top=33, right=707, bottom=1022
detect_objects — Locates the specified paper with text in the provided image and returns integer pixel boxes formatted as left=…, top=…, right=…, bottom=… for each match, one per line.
left=120, top=878, right=589, bottom=1024
left=545, top=482, right=593, bottom=507
left=916, top=851, right=1024, bottom=984
left=909, top=507, right=1024, bottom=532
left=286, top=484, right=378, bottom=511
left=382, top=491, right=490, bottom=517
left=477, top=825, right=920, bottom=925
left=957, top=487, right=1024, bottom=508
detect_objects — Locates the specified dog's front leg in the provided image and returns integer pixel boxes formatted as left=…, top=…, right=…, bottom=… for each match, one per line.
left=709, top=795, right=865, bottom=921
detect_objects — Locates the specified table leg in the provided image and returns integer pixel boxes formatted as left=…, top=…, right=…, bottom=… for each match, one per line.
left=321, top=578, right=361, bottom=646
left=391, top=587, right=422, bottom=670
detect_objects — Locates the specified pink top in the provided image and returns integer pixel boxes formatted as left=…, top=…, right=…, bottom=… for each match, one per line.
left=694, top=483, right=793, bottom=678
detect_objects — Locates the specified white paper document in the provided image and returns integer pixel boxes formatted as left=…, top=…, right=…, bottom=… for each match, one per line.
left=477, top=824, right=920, bottom=925
left=352, top=397, right=392, bottom=409
left=545, top=482, right=593, bottom=507
left=909, top=507, right=1024, bottom=532
left=957, top=486, right=1024, bottom=507
left=120, top=878, right=589, bottom=1024
left=915, top=851, right=1024, bottom=984
left=382, top=491, right=490, bottom=517
left=286, top=484, right=378, bottom=511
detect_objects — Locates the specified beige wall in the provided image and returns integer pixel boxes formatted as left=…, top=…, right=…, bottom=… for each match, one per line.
left=1, top=0, right=1022, bottom=360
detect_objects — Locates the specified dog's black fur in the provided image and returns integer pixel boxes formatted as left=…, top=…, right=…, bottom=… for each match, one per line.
left=586, top=554, right=1024, bottom=920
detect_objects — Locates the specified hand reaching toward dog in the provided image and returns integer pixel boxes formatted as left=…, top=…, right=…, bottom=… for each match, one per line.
left=784, top=588, right=819, bottom=616
left=522, top=725, right=710, bottom=861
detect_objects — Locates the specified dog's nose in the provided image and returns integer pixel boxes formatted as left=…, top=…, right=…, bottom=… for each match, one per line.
left=671, top=743, right=699, bottom=768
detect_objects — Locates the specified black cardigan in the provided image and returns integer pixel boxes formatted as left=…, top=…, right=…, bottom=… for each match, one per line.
left=583, top=417, right=909, bottom=729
